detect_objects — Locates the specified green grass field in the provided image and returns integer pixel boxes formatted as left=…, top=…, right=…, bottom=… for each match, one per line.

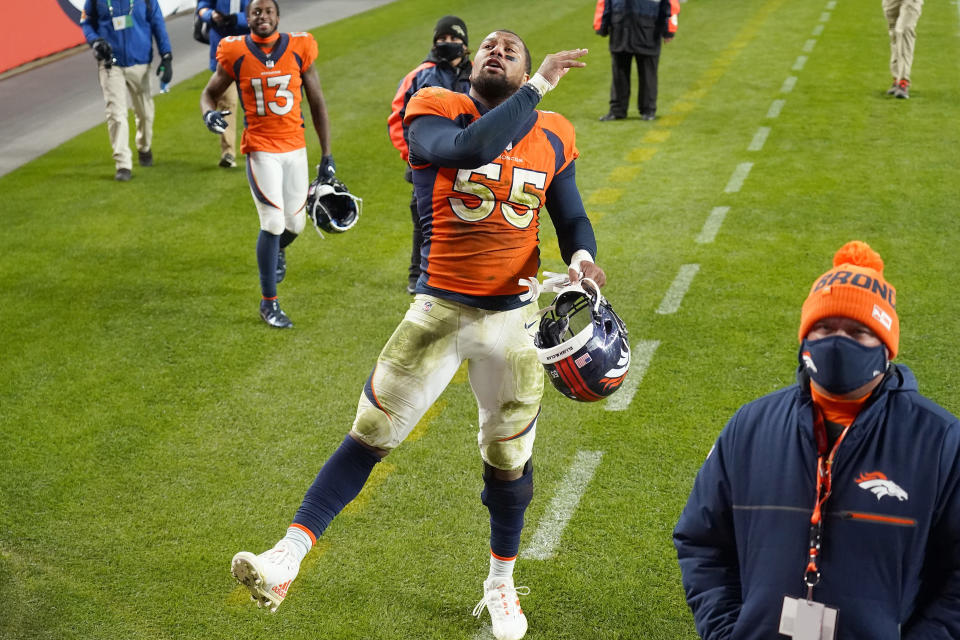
left=2, top=0, right=960, bottom=637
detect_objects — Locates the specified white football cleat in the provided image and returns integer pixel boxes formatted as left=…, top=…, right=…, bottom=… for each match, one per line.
left=472, top=577, right=530, bottom=640
left=231, top=543, right=301, bottom=612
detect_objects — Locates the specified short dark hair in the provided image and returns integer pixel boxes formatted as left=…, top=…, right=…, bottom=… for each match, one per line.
left=247, top=0, right=280, bottom=16
left=493, top=30, right=531, bottom=75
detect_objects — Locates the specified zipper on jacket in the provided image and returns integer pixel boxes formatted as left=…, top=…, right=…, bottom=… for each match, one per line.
left=838, top=511, right=916, bottom=527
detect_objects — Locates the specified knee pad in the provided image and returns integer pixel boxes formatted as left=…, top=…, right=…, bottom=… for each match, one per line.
left=260, top=211, right=285, bottom=236
left=483, top=437, right=534, bottom=472
left=288, top=210, right=306, bottom=235
left=483, top=458, right=533, bottom=482
left=351, top=398, right=395, bottom=451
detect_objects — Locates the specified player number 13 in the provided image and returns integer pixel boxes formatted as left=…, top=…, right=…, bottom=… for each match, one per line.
left=250, top=74, right=294, bottom=116
left=449, top=163, right=546, bottom=229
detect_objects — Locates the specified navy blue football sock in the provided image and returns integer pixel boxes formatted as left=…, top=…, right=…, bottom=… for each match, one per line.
left=256, top=229, right=280, bottom=298
left=481, top=460, right=534, bottom=559
left=292, top=434, right=382, bottom=540
left=279, top=229, right=298, bottom=249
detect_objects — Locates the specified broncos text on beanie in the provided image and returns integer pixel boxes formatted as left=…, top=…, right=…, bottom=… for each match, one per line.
left=798, top=241, right=899, bottom=358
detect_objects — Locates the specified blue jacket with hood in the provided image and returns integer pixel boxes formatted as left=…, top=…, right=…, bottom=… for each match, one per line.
left=81, top=0, right=171, bottom=68
left=674, top=364, right=960, bottom=639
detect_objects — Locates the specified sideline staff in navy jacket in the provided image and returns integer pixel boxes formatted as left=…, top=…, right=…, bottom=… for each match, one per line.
left=594, top=0, right=678, bottom=121
left=387, top=16, right=472, bottom=295
left=81, top=0, right=172, bottom=181
left=674, top=241, right=960, bottom=639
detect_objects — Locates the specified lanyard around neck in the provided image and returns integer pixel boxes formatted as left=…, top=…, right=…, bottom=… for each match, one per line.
left=803, top=406, right=853, bottom=599
left=105, top=0, right=132, bottom=16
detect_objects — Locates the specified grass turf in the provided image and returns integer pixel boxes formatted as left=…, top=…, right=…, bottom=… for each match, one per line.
left=1, top=0, right=959, bottom=637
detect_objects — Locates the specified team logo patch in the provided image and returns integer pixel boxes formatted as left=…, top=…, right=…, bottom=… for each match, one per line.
left=872, top=304, right=893, bottom=330
left=801, top=351, right=818, bottom=373
left=856, top=471, right=908, bottom=501
left=574, top=352, right=592, bottom=368
left=422, top=301, right=433, bottom=313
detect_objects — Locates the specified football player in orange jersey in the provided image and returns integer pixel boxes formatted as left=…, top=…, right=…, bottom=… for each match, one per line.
left=200, top=0, right=334, bottom=328
left=231, top=31, right=603, bottom=640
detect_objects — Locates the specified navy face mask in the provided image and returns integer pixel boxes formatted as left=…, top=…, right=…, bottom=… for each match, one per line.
left=433, top=41, right=465, bottom=63
left=799, top=335, right=888, bottom=395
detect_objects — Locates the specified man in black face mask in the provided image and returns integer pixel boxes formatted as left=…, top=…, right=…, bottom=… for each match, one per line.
left=674, top=240, right=960, bottom=640
left=388, top=16, right=472, bottom=294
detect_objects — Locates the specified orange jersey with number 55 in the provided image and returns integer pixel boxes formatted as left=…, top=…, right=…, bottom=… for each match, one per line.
left=216, top=32, right=318, bottom=154
left=404, top=87, right=579, bottom=300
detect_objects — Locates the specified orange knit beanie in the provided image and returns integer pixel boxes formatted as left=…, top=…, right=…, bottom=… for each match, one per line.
left=798, top=241, right=899, bottom=358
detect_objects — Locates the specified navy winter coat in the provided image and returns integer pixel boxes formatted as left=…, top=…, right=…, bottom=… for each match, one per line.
left=594, top=0, right=674, bottom=55
left=674, top=364, right=960, bottom=639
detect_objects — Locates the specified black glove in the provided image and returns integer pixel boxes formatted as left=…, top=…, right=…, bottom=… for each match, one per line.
left=91, top=38, right=113, bottom=65
left=221, top=13, right=238, bottom=30
left=204, top=110, right=230, bottom=134
left=318, top=155, right=336, bottom=180
left=156, top=52, right=173, bottom=84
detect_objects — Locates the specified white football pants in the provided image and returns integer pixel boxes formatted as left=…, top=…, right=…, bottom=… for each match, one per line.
left=246, top=148, right=308, bottom=236
left=351, top=295, right=544, bottom=470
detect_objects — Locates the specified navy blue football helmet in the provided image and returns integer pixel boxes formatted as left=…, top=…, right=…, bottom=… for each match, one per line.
left=306, top=174, right=362, bottom=234
left=533, top=279, right=630, bottom=402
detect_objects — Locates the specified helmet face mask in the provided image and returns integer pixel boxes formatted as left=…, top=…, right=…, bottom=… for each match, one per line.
left=533, top=280, right=630, bottom=402
left=306, top=176, right=362, bottom=235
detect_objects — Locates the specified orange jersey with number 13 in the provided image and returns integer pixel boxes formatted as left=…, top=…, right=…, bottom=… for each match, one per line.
left=216, top=32, right=318, bottom=154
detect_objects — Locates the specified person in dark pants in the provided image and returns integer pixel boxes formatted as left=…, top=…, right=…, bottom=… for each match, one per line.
left=594, top=0, right=678, bottom=121
left=388, top=16, right=471, bottom=294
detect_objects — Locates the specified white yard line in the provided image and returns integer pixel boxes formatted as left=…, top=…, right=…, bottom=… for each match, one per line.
left=657, top=264, right=700, bottom=315
left=767, top=98, right=786, bottom=119
left=696, top=206, right=730, bottom=244
left=748, top=126, right=771, bottom=151
left=521, top=450, right=605, bottom=560
left=724, top=162, right=753, bottom=193
left=780, top=76, right=798, bottom=93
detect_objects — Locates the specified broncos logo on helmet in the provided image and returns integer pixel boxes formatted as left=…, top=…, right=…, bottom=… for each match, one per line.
left=533, top=279, right=630, bottom=402
left=306, top=171, right=362, bottom=236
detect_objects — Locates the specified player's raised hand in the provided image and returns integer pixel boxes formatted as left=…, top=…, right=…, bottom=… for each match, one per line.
left=534, top=48, right=588, bottom=88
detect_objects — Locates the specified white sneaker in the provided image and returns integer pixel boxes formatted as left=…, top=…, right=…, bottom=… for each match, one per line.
left=231, top=543, right=301, bottom=612
left=472, top=577, right=530, bottom=640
